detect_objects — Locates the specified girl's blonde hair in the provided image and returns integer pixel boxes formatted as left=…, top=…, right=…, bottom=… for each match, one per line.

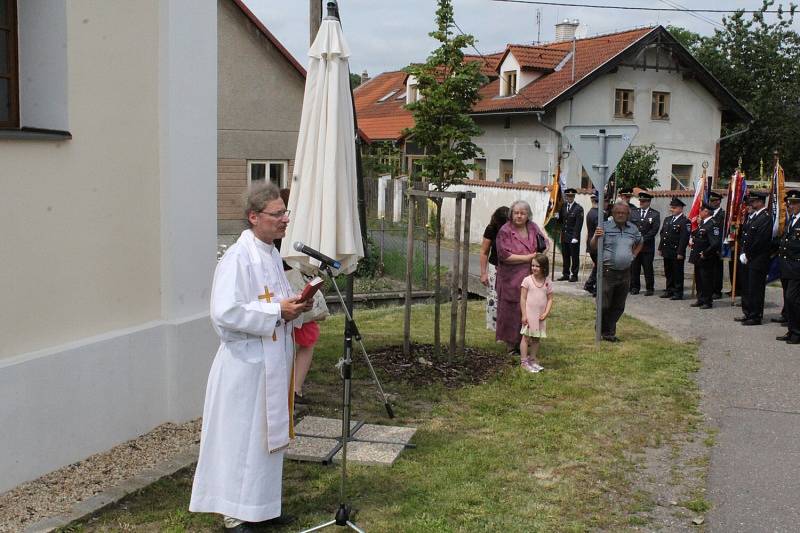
left=531, top=253, right=549, bottom=278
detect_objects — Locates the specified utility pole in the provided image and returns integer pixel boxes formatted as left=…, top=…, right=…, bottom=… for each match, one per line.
left=310, top=0, right=322, bottom=45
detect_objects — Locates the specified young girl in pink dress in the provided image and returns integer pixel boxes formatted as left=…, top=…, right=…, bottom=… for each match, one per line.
left=519, top=253, right=554, bottom=373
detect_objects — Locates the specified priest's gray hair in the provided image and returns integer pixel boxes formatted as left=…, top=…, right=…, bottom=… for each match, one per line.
left=509, top=200, right=532, bottom=221
left=244, top=182, right=281, bottom=228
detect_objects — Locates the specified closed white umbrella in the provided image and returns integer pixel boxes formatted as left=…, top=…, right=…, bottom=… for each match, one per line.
left=281, top=7, right=363, bottom=275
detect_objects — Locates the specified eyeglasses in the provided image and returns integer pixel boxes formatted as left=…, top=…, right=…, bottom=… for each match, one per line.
left=259, top=209, right=291, bottom=218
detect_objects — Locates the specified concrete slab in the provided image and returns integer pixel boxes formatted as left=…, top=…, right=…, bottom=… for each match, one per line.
left=286, top=436, right=340, bottom=463
left=293, top=416, right=358, bottom=438
left=332, top=441, right=407, bottom=467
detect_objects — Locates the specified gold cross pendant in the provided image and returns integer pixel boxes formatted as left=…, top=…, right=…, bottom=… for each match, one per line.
left=258, top=285, right=278, bottom=341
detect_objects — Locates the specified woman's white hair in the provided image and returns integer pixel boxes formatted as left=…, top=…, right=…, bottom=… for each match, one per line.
left=509, top=200, right=532, bottom=220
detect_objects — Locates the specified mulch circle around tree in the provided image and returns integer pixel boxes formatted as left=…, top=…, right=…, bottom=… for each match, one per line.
left=369, top=343, right=514, bottom=388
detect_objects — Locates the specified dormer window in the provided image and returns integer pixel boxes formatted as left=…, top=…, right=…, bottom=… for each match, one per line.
left=406, top=83, right=418, bottom=104
left=501, top=71, right=517, bottom=97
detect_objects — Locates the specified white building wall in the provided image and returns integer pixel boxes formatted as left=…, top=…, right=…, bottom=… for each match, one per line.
left=555, top=49, right=722, bottom=189
left=473, top=114, right=559, bottom=186
left=0, top=0, right=218, bottom=493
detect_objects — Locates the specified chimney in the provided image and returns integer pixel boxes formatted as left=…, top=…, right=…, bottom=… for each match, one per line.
left=555, top=19, right=579, bottom=42
left=361, top=70, right=370, bottom=84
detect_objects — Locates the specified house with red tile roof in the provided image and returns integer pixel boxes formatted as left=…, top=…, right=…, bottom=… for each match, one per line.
left=217, top=0, right=306, bottom=234
left=354, top=24, right=751, bottom=190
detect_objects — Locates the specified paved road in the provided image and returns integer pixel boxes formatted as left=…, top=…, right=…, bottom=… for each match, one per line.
left=440, top=243, right=800, bottom=531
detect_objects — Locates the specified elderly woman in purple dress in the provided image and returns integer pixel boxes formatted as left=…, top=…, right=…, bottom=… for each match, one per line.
left=495, top=200, right=548, bottom=354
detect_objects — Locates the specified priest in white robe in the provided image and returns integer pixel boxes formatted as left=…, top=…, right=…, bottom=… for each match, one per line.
left=190, top=183, right=311, bottom=532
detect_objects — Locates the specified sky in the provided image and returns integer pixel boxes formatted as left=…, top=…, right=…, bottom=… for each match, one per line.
left=243, top=0, right=799, bottom=76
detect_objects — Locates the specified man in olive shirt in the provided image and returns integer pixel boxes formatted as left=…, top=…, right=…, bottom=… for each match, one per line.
left=591, top=202, right=643, bottom=342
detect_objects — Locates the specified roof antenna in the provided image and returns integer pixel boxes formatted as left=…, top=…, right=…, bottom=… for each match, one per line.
left=536, top=8, right=542, bottom=45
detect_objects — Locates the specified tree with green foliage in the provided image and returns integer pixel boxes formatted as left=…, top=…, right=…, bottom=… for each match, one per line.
left=668, top=1, right=800, bottom=179
left=614, top=144, right=660, bottom=191
left=403, top=0, right=486, bottom=358
left=350, top=72, right=362, bottom=90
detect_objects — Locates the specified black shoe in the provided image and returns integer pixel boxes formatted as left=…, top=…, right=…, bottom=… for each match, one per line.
left=224, top=524, right=263, bottom=532
left=781, top=322, right=789, bottom=327
left=700, top=304, right=713, bottom=310
left=788, top=335, right=800, bottom=344
left=670, top=295, right=683, bottom=300
left=644, top=290, right=654, bottom=296
left=294, top=392, right=308, bottom=405
left=734, top=316, right=748, bottom=322
left=712, top=292, right=723, bottom=300
left=569, top=276, right=578, bottom=282
left=742, top=319, right=762, bottom=326
left=659, top=292, right=673, bottom=299
left=771, top=316, right=787, bottom=323
left=253, top=514, right=297, bottom=527
left=690, top=301, right=702, bottom=307
left=601, top=335, right=620, bottom=342
left=777, top=333, right=791, bottom=341
left=630, top=288, right=640, bottom=295
left=557, top=275, right=569, bottom=281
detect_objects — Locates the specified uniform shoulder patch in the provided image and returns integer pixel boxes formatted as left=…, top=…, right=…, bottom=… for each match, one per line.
left=713, top=227, right=720, bottom=236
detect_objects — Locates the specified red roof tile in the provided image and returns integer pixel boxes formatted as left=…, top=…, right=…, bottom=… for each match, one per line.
left=465, top=52, right=504, bottom=78
left=354, top=27, right=658, bottom=140
left=474, top=27, right=653, bottom=112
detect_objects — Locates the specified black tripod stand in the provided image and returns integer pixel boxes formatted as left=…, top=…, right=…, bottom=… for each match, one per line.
left=299, top=267, right=394, bottom=532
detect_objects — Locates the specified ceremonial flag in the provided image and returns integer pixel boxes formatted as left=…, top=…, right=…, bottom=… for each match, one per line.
left=769, top=160, right=787, bottom=238
left=543, top=165, right=566, bottom=249
left=688, top=168, right=710, bottom=232
left=766, top=160, right=786, bottom=282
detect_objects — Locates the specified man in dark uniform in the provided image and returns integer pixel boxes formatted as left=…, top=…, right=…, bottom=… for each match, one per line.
left=709, top=191, right=726, bottom=299
left=689, top=203, right=722, bottom=309
left=557, top=188, right=584, bottom=282
left=735, top=191, right=773, bottom=325
left=776, top=189, right=800, bottom=343
left=629, top=191, right=661, bottom=295
left=659, top=197, right=691, bottom=300
left=584, top=191, right=600, bottom=296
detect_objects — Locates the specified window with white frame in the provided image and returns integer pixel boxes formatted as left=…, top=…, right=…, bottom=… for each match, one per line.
left=614, top=89, right=634, bottom=118
left=248, top=160, right=287, bottom=188
left=651, top=91, right=670, bottom=120
left=502, top=71, right=517, bottom=96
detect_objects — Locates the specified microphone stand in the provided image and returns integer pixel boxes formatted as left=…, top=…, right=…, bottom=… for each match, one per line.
left=299, top=265, right=395, bottom=533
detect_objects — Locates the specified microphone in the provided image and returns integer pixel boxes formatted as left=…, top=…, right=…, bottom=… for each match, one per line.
left=293, top=241, right=342, bottom=270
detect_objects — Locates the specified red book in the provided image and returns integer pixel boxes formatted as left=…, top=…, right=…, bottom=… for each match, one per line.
left=297, top=276, right=324, bottom=303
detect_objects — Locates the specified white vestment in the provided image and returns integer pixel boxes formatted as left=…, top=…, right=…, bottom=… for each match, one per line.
left=190, top=229, right=297, bottom=522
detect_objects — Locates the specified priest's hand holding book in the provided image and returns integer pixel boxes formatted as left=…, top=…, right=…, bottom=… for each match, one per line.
left=280, top=276, right=322, bottom=320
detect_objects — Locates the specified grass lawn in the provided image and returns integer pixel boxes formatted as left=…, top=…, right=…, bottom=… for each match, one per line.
left=61, top=297, right=701, bottom=532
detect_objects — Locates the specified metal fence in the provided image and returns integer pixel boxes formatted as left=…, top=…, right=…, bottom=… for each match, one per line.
left=363, top=176, right=431, bottom=289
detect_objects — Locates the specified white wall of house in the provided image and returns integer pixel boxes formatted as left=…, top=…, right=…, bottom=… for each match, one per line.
left=555, top=49, right=723, bottom=189
left=0, top=0, right=218, bottom=493
left=472, top=114, right=559, bottom=185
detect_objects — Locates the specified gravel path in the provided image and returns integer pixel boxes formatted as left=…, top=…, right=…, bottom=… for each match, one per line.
left=0, top=420, right=200, bottom=533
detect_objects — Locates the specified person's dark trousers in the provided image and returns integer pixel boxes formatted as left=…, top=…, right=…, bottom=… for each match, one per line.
left=713, top=256, right=724, bottom=296
left=561, top=240, right=580, bottom=278
left=601, top=267, right=630, bottom=336
left=742, top=265, right=767, bottom=320
left=785, top=278, right=800, bottom=336
left=779, top=278, right=788, bottom=318
left=631, top=251, right=655, bottom=292
left=664, top=257, right=685, bottom=296
left=584, top=250, right=597, bottom=292
left=695, top=262, right=714, bottom=306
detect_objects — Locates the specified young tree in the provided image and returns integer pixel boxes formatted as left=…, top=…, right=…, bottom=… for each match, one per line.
left=615, top=144, right=660, bottom=191
left=404, top=0, right=486, bottom=358
left=669, top=2, right=800, bottom=179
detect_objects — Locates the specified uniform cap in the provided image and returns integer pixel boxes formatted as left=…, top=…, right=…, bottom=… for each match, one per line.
left=638, top=191, right=653, bottom=200
left=786, top=189, right=800, bottom=202
left=669, top=197, right=686, bottom=207
left=564, top=188, right=577, bottom=195
left=618, top=188, right=633, bottom=196
left=749, top=190, right=768, bottom=201
left=708, top=191, right=723, bottom=200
